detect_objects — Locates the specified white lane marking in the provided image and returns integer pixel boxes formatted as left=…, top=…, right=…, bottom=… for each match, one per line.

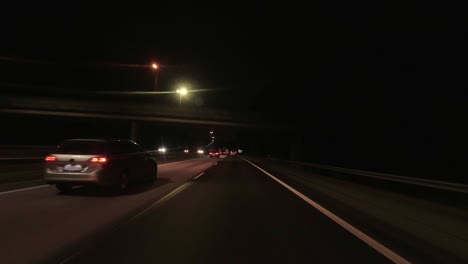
left=193, top=172, right=205, bottom=180
left=129, top=182, right=193, bottom=222
left=0, top=158, right=208, bottom=195
left=214, top=163, right=218, bottom=165
left=241, top=157, right=411, bottom=264
left=59, top=251, right=82, bottom=264
left=158, top=158, right=200, bottom=166
left=0, top=184, right=49, bottom=195
left=60, top=182, right=194, bottom=263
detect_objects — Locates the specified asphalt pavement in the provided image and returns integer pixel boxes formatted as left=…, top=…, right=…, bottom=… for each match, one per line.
left=67, top=156, right=393, bottom=264
left=0, top=157, right=217, bottom=264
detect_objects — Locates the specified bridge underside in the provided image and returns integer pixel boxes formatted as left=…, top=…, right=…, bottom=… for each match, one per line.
left=0, top=95, right=260, bottom=128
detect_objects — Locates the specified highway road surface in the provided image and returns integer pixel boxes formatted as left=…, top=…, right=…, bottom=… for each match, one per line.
left=0, top=156, right=411, bottom=264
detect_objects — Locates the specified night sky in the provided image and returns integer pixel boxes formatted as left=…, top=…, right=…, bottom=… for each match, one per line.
left=1, top=1, right=466, bottom=179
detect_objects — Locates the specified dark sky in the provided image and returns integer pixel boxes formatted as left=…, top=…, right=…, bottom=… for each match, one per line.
left=1, top=1, right=467, bottom=176
left=1, top=2, right=465, bottom=108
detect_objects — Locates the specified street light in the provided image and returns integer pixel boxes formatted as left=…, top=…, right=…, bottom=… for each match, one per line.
left=151, top=63, right=159, bottom=91
left=176, top=87, right=188, bottom=105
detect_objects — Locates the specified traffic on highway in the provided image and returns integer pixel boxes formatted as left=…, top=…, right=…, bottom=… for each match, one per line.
left=1, top=2, right=466, bottom=263
left=1, top=146, right=467, bottom=263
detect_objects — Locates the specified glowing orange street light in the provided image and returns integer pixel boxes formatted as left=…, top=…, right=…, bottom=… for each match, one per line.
left=151, top=63, right=159, bottom=91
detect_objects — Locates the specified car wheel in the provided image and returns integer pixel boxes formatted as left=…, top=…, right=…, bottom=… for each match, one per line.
left=118, top=172, right=129, bottom=193
left=56, top=184, right=72, bottom=193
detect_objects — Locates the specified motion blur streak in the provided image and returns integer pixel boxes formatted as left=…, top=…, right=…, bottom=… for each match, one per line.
left=93, top=89, right=213, bottom=95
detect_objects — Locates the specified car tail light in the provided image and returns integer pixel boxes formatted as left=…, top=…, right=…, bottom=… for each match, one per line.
left=88, top=157, right=107, bottom=163
left=45, top=156, right=57, bottom=162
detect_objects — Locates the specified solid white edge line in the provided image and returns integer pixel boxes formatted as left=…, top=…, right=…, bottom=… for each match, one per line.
left=0, top=184, right=49, bottom=195
left=193, top=172, right=205, bottom=180
left=241, top=157, right=411, bottom=264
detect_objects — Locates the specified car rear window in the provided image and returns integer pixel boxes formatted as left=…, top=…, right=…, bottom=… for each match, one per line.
left=57, top=141, right=107, bottom=154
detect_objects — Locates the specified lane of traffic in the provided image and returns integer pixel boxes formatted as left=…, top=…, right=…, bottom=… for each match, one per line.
left=0, top=157, right=218, bottom=264
left=0, top=154, right=203, bottom=193
left=70, top=156, right=391, bottom=263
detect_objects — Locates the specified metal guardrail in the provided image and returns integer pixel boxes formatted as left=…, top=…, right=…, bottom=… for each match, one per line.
left=0, top=151, right=198, bottom=162
left=0, top=145, right=55, bottom=161
left=0, top=157, right=44, bottom=161
left=0, top=145, right=55, bottom=149
left=271, top=158, right=468, bottom=194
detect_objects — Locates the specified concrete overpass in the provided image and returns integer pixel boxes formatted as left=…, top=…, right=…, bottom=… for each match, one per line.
left=0, top=95, right=267, bottom=140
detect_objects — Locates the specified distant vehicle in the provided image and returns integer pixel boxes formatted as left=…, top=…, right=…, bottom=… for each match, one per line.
left=197, top=149, right=204, bottom=154
left=221, top=148, right=230, bottom=155
left=184, top=149, right=189, bottom=153
left=44, top=139, right=157, bottom=193
left=230, top=150, right=237, bottom=155
left=209, top=151, right=220, bottom=158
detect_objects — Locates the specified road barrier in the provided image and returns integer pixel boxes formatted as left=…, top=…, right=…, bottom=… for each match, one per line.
left=0, top=145, right=200, bottom=162
left=270, top=158, right=468, bottom=194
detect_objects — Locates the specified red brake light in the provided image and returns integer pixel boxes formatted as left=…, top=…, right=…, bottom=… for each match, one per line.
left=45, top=156, right=57, bottom=162
left=88, top=157, right=107, bottom=163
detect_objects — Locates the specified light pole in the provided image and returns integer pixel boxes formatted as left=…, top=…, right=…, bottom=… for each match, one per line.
left=152, top=63, right=158, bottom=91
left=176, top=87, right=188, bottom=105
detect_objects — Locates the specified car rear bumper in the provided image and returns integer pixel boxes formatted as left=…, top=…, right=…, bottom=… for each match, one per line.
left=44, top=170, right=101, bottom=185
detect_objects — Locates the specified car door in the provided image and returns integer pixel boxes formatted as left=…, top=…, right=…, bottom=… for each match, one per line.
left=120, top=142, right=143, bottom=182
left=107, top=142, right=128, bottom=184
left=133, top=143, right=153, bottom=181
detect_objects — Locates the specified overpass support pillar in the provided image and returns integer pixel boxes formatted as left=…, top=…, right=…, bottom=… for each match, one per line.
left=130, top=121, right=137, bottom=141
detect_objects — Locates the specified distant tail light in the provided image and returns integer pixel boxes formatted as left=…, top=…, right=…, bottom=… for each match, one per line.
left=45, top=156, right=57, bottom=162
left=88, top=157, right=107, bottom=163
